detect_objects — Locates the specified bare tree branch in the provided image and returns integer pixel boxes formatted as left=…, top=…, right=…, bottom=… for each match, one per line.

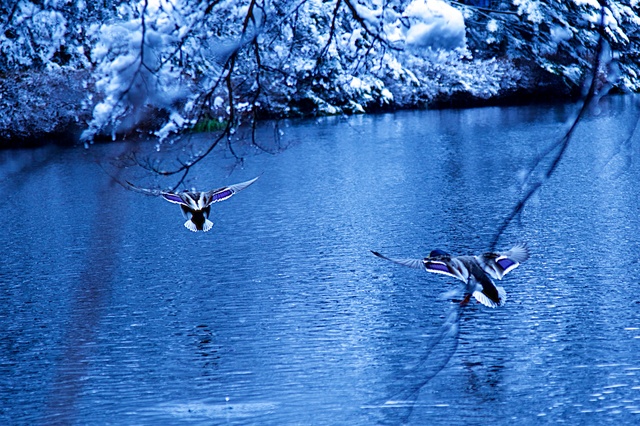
left=342, top=0, right=402, bottom=51
left=450, top=0, right=518, bottom=16
left=489, top=2, right=610, bottom=251
left=318, top=0, right=343, bottom=61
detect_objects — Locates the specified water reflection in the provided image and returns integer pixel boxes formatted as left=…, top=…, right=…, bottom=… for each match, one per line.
left=1, top=96, right=640, bottom=425
left=45, top=182, right=122, bottom=423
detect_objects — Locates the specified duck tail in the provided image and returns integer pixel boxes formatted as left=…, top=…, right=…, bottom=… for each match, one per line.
left=203, top=219, right=214, bottom=232
left=496, top=285, right=507, bottom=306
left=472, top=285, right=507, bottom=308
left=184, top=220, right=198, bottom=232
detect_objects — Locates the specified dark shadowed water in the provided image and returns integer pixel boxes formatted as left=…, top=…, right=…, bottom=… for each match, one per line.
left=2, top=96, right=640, bottom=425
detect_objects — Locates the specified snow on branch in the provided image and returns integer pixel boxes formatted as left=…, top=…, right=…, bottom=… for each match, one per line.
left=4, top=0, right=636, bottom=162
left=79, top=0, right=479, bottom=148
left=81, top=0, right=201, bottom=144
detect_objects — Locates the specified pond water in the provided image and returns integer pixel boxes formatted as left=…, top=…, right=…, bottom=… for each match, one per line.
left=1, top=96, right=640, bottom=425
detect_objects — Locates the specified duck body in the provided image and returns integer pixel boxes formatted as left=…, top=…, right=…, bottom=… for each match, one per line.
left=161, top=176, right=259, bottom=232
left=372, top=244, right=529, bottom=308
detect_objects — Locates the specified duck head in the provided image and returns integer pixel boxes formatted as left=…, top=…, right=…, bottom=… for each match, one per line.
left=429, top=249, right=450, bottom=258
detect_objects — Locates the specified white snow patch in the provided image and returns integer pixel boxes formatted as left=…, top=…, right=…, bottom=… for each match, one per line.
left=550, top=25, right=573, bottom=43
left=354, top=4, right=382, bottom=27
left=402, top=0, right=466, bottom=53
left=514, top=0, right=544, bottom=24
left=350, top=76, right=364, bottom=90
left=572, top=0, right=601, bottom=8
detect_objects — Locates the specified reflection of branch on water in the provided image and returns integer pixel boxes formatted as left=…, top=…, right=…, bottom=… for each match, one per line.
left=598, top=98, right=640, bottom=178
left=45, top=184, right=122, bottom=422
left=366, top=304, right=462, bottom=424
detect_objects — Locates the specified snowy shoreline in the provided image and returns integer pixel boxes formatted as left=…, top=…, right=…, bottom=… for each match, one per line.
left=1, top=1, right=636, bottom=149
left=0, top=60, right=577, bottom=149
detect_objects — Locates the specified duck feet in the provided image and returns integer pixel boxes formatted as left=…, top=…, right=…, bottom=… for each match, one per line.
left=460, top=294, right=471, bottom=306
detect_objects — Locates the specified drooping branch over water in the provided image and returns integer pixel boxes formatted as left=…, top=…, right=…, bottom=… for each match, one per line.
left=370, top=3, right=618, bottom=417
left=7, top=0, right=640, bottom=147
left=489, top=1, right=611, bottom=251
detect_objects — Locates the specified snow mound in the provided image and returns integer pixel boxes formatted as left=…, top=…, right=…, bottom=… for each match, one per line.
left=402, top=0, right=466, bottom=53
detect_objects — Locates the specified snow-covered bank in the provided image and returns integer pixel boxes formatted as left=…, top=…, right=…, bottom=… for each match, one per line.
left=0, top=69, right=91, bottom=147
left=0, top=0, right=637, bottom=148
left=0, top=58, right=571, bottom=148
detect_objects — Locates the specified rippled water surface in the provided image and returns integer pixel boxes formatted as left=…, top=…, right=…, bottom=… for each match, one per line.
left=2, top=97, right=640, bottom=425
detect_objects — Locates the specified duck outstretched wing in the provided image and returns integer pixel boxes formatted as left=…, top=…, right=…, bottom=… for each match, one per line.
left=370, top=250, right=426, bottom=270
left=160, top=176, right=259, bottom=208
left=206, top=176, right=260, bottom=205
left=161, top=192, right=188, bottom=205
left=479, top=243, right=529, bottom=280
left=423, top=258, right=461, bottom=279
left=371, top=250, right=463, bottom=280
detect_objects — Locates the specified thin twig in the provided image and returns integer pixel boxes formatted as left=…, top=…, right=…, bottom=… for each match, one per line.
left=489, top=3, right=609, bottom=251
left=450, top=0, right=518, bottom=16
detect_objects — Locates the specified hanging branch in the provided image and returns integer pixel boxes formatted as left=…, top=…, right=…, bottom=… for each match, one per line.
left=342, top=0, right=402, bottom=51
left=317, top=0, right=343, bottom=62
left=489, top=2, right=610, bottom=251
left=367, top=5, right=612, bottom=418
left=131, top=0, right=263, bottom=188
left=82, top=0, right=154, bottom=142
left=121, top=0, right=410, bottom=189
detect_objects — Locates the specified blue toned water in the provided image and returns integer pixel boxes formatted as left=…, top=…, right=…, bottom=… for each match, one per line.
left=1, top=96, right=640, bottom=425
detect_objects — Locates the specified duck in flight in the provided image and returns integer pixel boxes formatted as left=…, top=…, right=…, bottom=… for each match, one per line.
left=161, top=176, right=259, bottom=232
left=371, top=244, right=529, bottom=308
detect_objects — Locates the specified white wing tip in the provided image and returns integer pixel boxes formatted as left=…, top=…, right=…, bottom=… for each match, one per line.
left=509, top=243, right=530, bottom=263
left=472, top=291, right=499, bottom=308
left=497, top=285, right=507, bottom=306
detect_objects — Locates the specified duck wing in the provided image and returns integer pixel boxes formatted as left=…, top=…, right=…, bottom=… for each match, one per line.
left=479, top=243, right=529, bottom=280
left=161, top=192, right=189, bottom=206
left=161, top=176, right=259, bottom=208
left=371, top=250, right=464, bottom=281
left=205, top=176, right=260, bottom=205
left=370, top=251, right=426, bottom=270
left=423, top=258, right=463, bottom=280
left=466, top=265, right=507, bottom=307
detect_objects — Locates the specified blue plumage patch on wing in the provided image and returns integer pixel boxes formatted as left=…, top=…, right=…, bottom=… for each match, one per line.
left=497, top=258, right=516, bottom=270
left=162, top=193, right=184, bottom=204
left=425, top=262, right=450, bottom=274
left=211, top=189, right=233, bottom=202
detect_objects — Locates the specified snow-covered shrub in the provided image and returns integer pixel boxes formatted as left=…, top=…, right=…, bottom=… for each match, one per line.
left=462, top=0, right=640, bottom=91
left=81, top=0, right=203, bottom=142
